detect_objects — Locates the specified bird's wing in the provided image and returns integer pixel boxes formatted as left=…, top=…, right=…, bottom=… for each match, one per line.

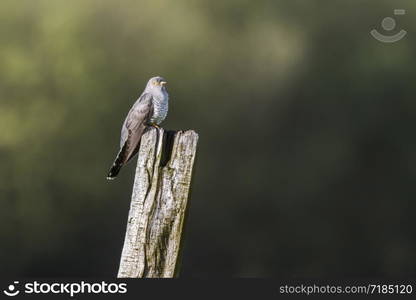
left=119, top=93, right=154, bottom=163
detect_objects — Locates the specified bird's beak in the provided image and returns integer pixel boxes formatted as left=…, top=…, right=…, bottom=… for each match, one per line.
left=160, top=81, right=167, bottom=86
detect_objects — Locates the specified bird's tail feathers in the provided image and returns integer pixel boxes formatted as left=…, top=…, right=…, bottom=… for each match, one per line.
left=106, top=144, right=128, bottom=180
left=107, top=163, right=122, bottom=180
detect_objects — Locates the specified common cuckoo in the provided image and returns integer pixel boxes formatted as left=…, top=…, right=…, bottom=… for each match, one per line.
left=107, top=76, right=169, bottom=179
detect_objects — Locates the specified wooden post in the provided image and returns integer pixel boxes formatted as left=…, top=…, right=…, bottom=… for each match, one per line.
left=117, top=127, right=198, bottom=278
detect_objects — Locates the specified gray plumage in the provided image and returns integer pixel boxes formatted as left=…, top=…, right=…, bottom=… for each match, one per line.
left=107, top=76, right=169, bottom=179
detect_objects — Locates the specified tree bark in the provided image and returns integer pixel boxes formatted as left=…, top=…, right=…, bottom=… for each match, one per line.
left=117, top=127, right=198, bottom=278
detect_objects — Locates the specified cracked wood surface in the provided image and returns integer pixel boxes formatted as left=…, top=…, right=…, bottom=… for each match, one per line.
left=117, top=127, right=198, bottom=278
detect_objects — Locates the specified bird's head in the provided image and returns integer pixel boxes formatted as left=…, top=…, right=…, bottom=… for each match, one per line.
left=146, top=76, right=167, bottom=93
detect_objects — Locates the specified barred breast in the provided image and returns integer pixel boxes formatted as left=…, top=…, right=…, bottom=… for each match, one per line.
left=150, top=94, right=169, bottom=125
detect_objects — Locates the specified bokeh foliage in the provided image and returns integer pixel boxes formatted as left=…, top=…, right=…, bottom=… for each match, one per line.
left=1, top=0, right=416, bottom=276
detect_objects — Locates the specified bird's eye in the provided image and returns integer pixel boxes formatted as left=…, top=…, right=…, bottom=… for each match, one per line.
left=152, top=80, right=158, bottom=85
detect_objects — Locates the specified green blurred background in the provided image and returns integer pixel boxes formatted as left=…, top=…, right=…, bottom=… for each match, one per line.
left=1, top=0, right=415, bottom=277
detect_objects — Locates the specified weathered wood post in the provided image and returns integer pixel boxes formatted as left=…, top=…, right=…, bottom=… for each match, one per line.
left=117, top=127, right=198, bottom=278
